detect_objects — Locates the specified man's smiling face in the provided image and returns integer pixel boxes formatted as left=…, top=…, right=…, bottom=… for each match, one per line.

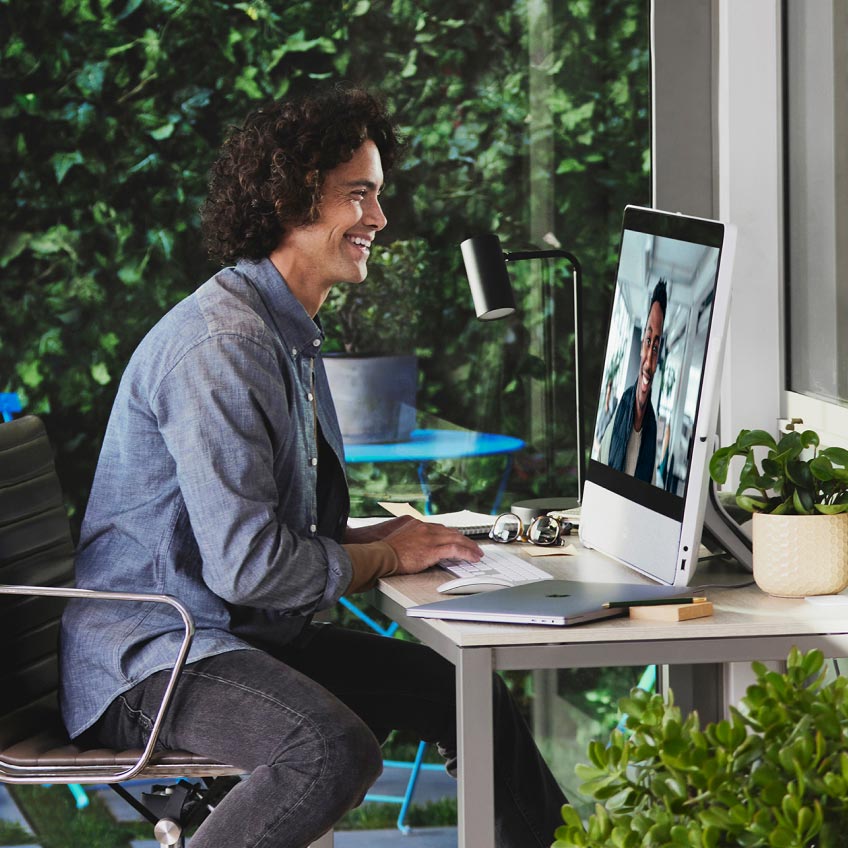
left=280, top=139, right=387, bottom=290
left=636, top=300, right=664, bottom=415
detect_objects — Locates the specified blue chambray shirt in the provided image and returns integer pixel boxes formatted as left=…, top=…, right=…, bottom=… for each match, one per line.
left=60, top=258, right=353, bottom=738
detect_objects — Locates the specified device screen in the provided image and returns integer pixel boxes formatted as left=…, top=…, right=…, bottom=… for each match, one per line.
left=589, top=209, right=724, bottom=521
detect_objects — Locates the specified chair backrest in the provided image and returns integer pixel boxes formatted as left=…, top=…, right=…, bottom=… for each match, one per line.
left=0, top=415, right=75, bottom=743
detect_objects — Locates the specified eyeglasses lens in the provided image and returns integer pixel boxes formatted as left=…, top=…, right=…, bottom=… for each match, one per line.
left=489, top=513, right=522, bottom=543
left=527, top=515, right=561, bottom=546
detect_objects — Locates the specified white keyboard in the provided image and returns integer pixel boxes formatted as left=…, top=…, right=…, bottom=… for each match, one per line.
left=440, top=544, right=550, bottom=586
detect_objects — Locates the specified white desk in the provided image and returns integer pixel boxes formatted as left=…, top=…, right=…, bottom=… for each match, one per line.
left=374, top=546, right=848, bottom=847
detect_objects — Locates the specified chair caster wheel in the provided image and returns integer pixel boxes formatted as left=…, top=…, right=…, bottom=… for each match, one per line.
left=154, top=817, right=183, bottom=847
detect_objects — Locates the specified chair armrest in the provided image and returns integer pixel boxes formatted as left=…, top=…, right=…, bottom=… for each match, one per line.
left=0, top=584, right=194, bottom=783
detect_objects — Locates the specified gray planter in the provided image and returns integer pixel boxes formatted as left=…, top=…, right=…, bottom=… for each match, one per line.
left=324, top=354, right=417, bottom=444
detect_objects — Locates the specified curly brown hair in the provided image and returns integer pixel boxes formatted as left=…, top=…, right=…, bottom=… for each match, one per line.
left=201, top=85, right=401, bottom=264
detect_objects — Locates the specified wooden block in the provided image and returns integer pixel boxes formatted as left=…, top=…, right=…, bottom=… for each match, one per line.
left=628, top=601, right=714, bottom=621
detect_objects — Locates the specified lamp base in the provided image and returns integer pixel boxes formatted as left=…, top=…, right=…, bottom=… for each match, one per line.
left=510, top=497, right=581, bottom=526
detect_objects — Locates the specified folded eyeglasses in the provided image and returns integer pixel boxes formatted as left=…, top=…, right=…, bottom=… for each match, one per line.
left=488, top=512, right=574, bottom=547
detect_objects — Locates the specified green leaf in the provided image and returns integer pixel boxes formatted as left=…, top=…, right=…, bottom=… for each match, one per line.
left=275, top=29, right=336, bottom=55
left=792, top=487, right=814, bottom=514
left=560, top=805, right=584, bottom=829
left=762, top=457, right=782, bottom=476
left=786, top=459, right=813, bottom=489
left=809, top=455, right=835, bottom=482
left=50, top=151, right=85, bottom=184
left=28, top=226, right=78, bottom=259
left=738, top=451, right=761, bottom=490
left=768, top=825, right=796, bottom=848
left=775, top=431, right=805, bottom=464
left=149, top=122, right=175, bottom=140
left=800, top=429, right=820, bottom=449
left=116, top=0, right=143, bottom=20
left=736, top=495, right=770, bottom=513
left=771, top=497, right=795, bottom=515
left=401, top=48, right=418, bottom=78
left=0, top=231, right=31, bottom=268
left=738, top=429, right=778, bottom=450
left=17, top=360, right=43, bottom=389
left=90, top=363, right=111, bottom=386
left=75, top=61, right=107, bottom=98
left=821, top=446, right=848, bottom=467
left=709, top=446, right=735, bottom=483
left=814, top=502, right=848, bottom=514
left=234, top=67, right=264, bottom=100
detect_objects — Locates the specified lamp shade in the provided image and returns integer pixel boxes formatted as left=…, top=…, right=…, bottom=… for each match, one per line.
left=460, top=234, right=517, bottom=320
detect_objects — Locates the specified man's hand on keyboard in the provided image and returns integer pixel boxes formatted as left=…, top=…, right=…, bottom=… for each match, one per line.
left=384, top=519, right=483, bottom=575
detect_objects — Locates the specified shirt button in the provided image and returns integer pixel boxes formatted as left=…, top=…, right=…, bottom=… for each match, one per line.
left=309, top=524, right=317, bottom=534
left=291, top=347, right=298, bottom=357
left=306, top=392, right=314, bottom=402
left=312, top=338, right=321, bottom=347
left=310, top=457, right=318, bottom=466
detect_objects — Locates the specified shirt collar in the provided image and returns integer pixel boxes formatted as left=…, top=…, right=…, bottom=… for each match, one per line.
left=235, top=257, right=325, bottom=358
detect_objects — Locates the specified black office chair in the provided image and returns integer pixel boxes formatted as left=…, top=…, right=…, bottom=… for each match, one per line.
left=0, top=414, right=247, bottom=847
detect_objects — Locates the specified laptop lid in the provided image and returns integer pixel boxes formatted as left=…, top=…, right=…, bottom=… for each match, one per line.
left=407, top=579, right=690, bottom=627
left=581, top=206, right=737, bottom=587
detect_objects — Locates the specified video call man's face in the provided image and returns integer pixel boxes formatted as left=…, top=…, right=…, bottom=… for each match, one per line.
left=636, top=300, right=664, bottom=413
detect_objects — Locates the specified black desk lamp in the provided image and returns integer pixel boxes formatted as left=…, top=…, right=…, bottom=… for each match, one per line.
left=461, top=233, right=585, bottom=520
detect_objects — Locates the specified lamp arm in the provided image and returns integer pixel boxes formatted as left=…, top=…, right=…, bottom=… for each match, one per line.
left=504, top=249, right=585, bottom=501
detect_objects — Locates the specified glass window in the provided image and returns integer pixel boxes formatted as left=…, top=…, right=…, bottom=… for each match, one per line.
left=326, top=0, right=652, bottom=518
left=3, top=0, right=652, bottom=829
left=785, top=0, right=848, bottom=406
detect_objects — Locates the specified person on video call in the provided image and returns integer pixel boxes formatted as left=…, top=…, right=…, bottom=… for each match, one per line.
left=59, top=84, right=567, bottom=848
left=599, top=279, right=667, bottom=483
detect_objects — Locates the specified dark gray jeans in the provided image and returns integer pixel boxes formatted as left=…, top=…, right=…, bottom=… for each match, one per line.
left=92, top=623, right=566, bottom=847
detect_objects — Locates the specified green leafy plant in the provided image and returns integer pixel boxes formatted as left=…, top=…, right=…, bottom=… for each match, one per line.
left=322, top=238, right=442, bottom=355
left=2, top=0, right=650, bottom=532
left=709, top=429, right=848, bottom=515
left=555, top=648, right=848, bottom=848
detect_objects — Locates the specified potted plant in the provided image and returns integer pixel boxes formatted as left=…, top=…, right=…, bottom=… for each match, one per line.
left=708, top=428, right=848, bottom=596
left=555, top=648, right=848, bottom=848
left=321, top=238, right=438, bottom=444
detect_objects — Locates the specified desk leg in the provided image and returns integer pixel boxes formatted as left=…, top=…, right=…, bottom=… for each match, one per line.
left=664, top=663, right=724, bottom=725
left=456, top=647, right=495, bottom=848
left=416, top=462, right=434, bottom=515
left=490, top=454, right=514, bottom=514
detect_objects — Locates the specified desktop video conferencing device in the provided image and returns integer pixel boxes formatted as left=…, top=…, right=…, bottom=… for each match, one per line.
left=580, top=205, right=738, bottom=588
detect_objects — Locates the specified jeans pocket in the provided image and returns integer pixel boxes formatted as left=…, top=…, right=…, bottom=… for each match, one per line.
left=100, top=694, right=158, bottom=749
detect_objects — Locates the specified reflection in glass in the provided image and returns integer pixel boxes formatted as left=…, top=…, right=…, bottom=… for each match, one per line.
left=786, top=1, right=848, bottom=404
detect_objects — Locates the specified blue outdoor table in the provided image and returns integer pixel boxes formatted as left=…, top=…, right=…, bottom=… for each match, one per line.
left=0, top=393, right=22, bottom=422
left=344, top=428, right=525, bottom=514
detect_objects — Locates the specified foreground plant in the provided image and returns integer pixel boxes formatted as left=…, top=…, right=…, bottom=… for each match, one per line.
left=555, top=648, right=848, bottom=848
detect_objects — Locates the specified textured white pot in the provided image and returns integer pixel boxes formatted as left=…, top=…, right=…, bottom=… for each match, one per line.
left=752, top=512, right=848, bottom=597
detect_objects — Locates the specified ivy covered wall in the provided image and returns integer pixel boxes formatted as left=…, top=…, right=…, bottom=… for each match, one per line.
left=1, top=0, right=649, bottom=528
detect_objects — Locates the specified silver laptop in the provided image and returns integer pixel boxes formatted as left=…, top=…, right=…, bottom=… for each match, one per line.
left=407, top=579, right=692, bottom=626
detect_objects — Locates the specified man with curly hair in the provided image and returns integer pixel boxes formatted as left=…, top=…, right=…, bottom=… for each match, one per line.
left=60, top=85, right=567, bottom=847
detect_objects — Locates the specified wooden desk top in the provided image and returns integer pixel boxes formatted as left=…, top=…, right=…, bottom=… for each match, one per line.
left=376, top=544, right=848, bottom=650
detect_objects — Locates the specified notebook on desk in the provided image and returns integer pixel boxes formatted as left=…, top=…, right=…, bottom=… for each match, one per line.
left=407, top=579, right=692, bottom=626
left=378, top=501, right=495, bottom=536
